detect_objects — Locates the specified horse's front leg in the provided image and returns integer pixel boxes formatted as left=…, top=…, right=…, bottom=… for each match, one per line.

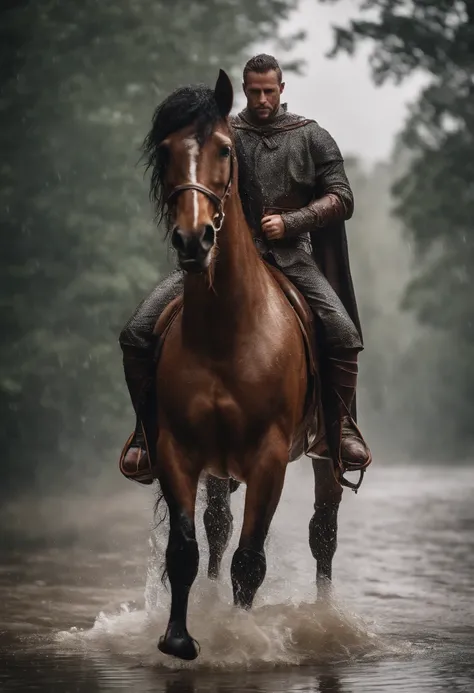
left=231, top=429, right=288, bottom=609
left=309, top=457, right=343, bottom=599
left=203, top=475, right=233, bottom=580
left=156, top=433, right=201, bottom=661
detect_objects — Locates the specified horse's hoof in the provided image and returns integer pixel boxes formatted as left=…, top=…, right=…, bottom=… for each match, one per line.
left=158, top=631, right=199, bottom=661
left=208, top=559, right=220, bottom=581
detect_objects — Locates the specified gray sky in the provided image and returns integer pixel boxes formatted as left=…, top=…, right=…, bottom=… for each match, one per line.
left=251, top=0, right=427, bottom=164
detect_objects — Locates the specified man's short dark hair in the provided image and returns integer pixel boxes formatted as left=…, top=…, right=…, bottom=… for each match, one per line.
left=243, top=54, right=282, bottom=84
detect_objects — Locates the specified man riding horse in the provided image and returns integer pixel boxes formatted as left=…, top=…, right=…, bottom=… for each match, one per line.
left=119, top=54, right=371, bottom=485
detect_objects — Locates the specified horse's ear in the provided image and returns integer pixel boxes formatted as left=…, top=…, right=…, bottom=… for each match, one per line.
left=214, top=69, right=234, bottom=118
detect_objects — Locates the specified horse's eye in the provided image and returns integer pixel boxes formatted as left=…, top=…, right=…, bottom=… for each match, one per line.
left=220, top=146, right=231, bottom=158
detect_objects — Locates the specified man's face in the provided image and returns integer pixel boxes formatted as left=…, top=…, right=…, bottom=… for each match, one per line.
left=243, top=70, right=284, bottom=123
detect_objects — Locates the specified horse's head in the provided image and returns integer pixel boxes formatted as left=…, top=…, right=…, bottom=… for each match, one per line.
left=143, top=70, right=235, bottom=274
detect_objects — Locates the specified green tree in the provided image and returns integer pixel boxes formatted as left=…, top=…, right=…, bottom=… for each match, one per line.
left=0, top=0, right=303, bottom=494
left=320, top=0, right=474, bottom=456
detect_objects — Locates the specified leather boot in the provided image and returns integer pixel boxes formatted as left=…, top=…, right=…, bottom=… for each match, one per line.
left=308, top=349, right=372, bottom=486
left=119, top=349, right=156, bottom=485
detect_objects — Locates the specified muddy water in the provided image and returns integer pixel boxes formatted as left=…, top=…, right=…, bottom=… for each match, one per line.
left=0, top=464, right=473, bottom=691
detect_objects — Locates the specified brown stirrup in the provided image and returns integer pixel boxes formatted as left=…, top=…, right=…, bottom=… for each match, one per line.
left=306, top=423, right=371, bottom=493
left=330, top=407, right=372, bottom=493
left=119, top=429, right=154, bottom=485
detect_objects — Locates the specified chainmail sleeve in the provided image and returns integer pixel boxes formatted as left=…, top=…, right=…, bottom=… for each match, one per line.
left=281, top=124, right=354, bottom=237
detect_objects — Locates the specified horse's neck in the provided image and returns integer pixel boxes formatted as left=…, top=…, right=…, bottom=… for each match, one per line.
left=182, top=193, right=266, bottom=350
left=214, top=194, right=263, bottom=298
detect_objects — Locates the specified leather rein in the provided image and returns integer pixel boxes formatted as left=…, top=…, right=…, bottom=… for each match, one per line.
left=166, top=154, right=234, bottom=232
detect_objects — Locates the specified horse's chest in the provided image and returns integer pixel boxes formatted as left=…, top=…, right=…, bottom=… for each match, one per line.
left=161, top=348, right=284, bottom=443
left=158, top=297, right=304, bottom=460
left=182, top=355, right=278, bottom=416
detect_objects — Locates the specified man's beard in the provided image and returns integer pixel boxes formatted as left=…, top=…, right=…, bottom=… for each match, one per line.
left=249, top=103, right=280, bottom=124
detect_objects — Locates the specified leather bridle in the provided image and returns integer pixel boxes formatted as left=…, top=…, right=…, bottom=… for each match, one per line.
left=166, top=154, right=234, bottom=232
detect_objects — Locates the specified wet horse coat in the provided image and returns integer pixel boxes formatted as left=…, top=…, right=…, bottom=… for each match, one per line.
left=141, top=71, right=343, bottom=661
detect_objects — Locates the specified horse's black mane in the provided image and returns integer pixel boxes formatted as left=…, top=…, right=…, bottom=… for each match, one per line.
left=142, top=84, right=221, bottom=224
left=142, top=83, right=263, bottom=231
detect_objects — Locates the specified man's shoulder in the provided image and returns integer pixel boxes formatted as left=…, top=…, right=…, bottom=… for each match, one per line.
left=285, top=115, right=332, bottom=137
left=274, top=114, right=345, bottom=161
left=295, top=118, right=343, bottom=156
left=274, top=115, right=341, bottom=154
left=281, top=108, right=315, bottom=125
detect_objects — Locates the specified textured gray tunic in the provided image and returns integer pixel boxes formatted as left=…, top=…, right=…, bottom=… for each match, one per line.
left=231, top=104, right=362, bottom=343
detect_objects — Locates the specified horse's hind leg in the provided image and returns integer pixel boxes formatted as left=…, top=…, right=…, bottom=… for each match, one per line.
left=204, top=475, right=233, bottom=580
left=231, top=436, right=287, bottom=609
left=156, top=436, right=201, bottom=661
left=309, top=457, right=343, bottom=599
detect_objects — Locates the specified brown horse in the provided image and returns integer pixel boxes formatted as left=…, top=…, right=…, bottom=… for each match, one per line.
left=144, top=70, right=343, bottom=661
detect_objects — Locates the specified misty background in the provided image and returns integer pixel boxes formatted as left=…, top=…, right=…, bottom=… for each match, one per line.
left=2, top=0, right=473, bottom=501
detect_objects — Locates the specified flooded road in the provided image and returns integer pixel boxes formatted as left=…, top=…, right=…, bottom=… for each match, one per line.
left=0, top=464, right=473, bottom=691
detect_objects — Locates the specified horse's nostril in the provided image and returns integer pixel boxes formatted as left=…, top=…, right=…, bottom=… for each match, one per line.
left=201, top=224, right=215, bottom=251
left=171, top=227, right=186, bottom=252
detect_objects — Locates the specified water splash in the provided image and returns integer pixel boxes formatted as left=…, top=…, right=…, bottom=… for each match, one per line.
left=52, top=476, right=411, bottom=670
left=55, top=574, right=400, bottom=670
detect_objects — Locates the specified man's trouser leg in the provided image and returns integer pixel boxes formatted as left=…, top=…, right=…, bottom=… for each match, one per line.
left=118, top=270, right=184, bottom=483
left=272, top=249, right=371, bottom=477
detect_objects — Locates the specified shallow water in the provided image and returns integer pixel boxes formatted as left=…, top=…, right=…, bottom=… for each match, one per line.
left=1, top=464, right=473, bottom=691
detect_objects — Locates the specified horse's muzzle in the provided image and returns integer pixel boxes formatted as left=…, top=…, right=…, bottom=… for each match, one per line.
left=172, top=224, right=215, bottom=273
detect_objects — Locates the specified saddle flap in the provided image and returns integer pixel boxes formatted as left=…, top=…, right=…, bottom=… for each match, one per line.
left=264, top=263, right=326, bottom=460
left=153, top=294, right=183, bottom=338
left=152, top=294, right=183, bottom=363
left=264, top=263, right=317, bottom=377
